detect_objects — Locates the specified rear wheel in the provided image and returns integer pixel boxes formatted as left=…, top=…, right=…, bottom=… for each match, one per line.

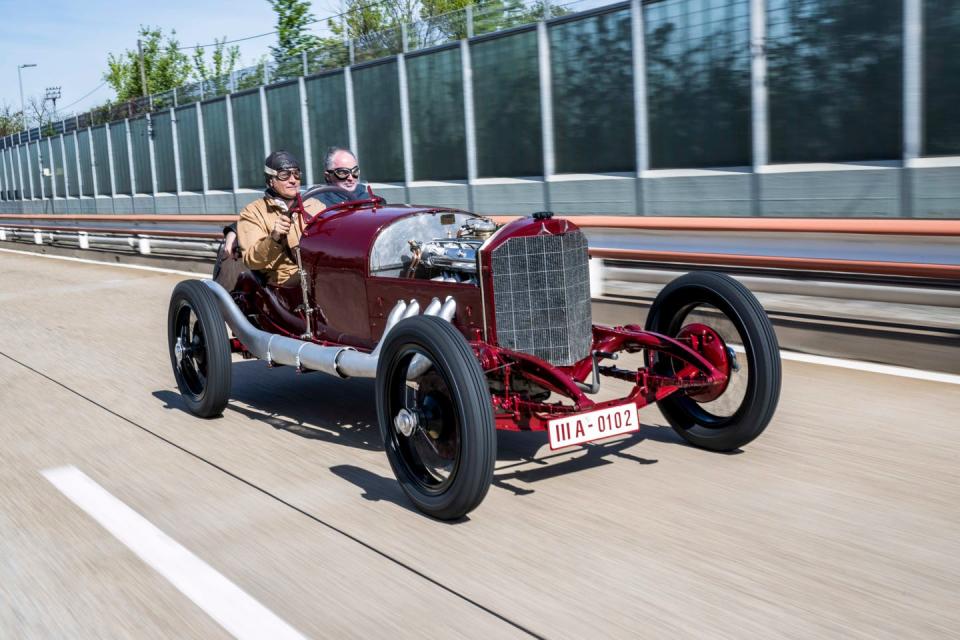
left=376, top=316, right=495, bottom=520
left=645, top=271, right=781, bottom=451
left=167, top=280, right=232, bottom=418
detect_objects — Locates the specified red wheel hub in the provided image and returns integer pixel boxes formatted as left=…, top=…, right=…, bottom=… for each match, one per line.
left=676, top=323, right=731, bottom=402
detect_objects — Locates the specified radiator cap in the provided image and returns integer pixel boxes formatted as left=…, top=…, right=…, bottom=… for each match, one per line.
left=531, top=210, right=554, bottom=220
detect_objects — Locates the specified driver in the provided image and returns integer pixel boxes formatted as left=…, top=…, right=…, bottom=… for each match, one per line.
left=236, top=150, right=324, bottom=287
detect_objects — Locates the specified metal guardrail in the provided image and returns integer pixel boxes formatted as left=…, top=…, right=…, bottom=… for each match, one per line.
left=1, top=214, right=959, bottom=280
left=0, top=222, right=219, bottom=258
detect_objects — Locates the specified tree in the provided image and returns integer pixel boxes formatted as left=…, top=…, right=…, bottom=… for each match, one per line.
left=0, top=103, right=25, bottom=136
left=192, top=37, right=241, bottom=94
left=328, top=0, right=568, bottom=54
left=268, top=0, right=324, bottom=76
left=104, top=26, right=192, bottom=101
left=25, top=96, right=52, bottom=131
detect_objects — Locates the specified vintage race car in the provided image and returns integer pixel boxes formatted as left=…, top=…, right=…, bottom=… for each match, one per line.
left=167, top=187, right=781, bottom=519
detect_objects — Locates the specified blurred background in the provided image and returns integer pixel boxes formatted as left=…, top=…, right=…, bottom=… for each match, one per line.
left=1, top=0, right=957, bottom=218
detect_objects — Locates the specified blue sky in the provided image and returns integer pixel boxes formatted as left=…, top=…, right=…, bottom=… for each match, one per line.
left=0, top=0, right=342, bottom=119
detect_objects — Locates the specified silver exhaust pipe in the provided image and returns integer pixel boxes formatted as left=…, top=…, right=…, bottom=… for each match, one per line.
left=201, top=280, right=455, bottom=379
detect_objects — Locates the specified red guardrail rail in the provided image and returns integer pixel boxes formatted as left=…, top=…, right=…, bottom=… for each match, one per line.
left=1, top=215, right=958, bottom=279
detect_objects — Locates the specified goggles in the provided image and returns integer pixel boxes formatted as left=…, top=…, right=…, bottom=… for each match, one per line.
left=265, top=167, right=302, bottom=181
left=325, top=165, right=360, bottom=180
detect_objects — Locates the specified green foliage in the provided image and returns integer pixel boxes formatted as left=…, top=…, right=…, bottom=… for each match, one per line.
left=192, top=37, right=241, bottom=94
left=0, top=103, right=26, bottom=136
left=327, top=0, right=568, bottom=51
left=269, top=0, right=324, bottom=66
left=104, top=26, right=192, bottom=101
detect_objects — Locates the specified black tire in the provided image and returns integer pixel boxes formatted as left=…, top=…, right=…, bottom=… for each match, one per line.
left=167, top=280, right=232, bottom=418
left=645, top=271, right=781, bottom=451
left=376, top=315, right=496, bottom=520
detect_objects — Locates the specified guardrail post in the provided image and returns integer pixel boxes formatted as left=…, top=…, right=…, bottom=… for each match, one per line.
left=37, top=141, right=46, bottom=202
left=259, top=86, right=271, bottom=157
left=298, top=77, right=314, bottom=186
left=902, top=0, right=922, bottom=218
left=225, top=94, right=240, bottom=210
left=461, top=39, right=477, bottom=212
left=102, top=122, right=117, bottom=209
left=537, top=20, right=555, bottom=210
left=138, top=236, right=152, bottom=255
left=397, top=53, right=414, bottom=200
left=344, top=67, right=358, bottom=160
left=88, top=126, right=99, bottom=199
left=750, top=0, right=769, bottom=217
left=72, top=130, right=83, bottom=204
left=630, top=0, right=649, bottom=216
left=146, top=113, right=159, bottom=213
left=59, top=133, right=70, bottom=209
left=16, top=143, right=27, bottom=201
left=33, top=228, right=43, bottom=244
left=196, top=102, right=210, bottom=212
left=170, top=107, right=184, bottom=212
left=78, top=231, right=89, bottom=249
left=125, top=118, right=137, bottom=198
left=0, top=147, right=8, bottom=202
left=46, top=137, right=56, bottom=210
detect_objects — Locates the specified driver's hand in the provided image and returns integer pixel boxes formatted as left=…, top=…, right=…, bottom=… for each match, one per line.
left=270, top=216, right=291, bottom=242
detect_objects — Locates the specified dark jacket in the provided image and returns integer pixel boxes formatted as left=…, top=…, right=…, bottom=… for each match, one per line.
left=314, top=183, right=370, bottom=206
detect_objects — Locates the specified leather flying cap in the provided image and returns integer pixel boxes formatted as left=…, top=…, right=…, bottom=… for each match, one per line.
left=264, top=150, right=300, bottom=176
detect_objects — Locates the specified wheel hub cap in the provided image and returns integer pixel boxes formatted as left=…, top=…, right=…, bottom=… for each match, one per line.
left=394, top=408, right=419, bottom=437
left=174, top=337, right=186, bottom=365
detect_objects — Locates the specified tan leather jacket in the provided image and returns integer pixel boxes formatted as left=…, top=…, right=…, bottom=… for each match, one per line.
left=237, top=196, right=325, bottom=286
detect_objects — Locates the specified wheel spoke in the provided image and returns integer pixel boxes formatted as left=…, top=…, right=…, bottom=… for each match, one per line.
left=388, top=349, right=460, bottom=492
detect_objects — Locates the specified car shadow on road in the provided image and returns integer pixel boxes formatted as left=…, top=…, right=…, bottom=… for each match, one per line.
left=491, top=431, right=661, bottom=496
left=329, top=465, right=419, bottom=514
left=154, top=360, right=383, bottom=451
left=158, top=360, right=704, bottom=501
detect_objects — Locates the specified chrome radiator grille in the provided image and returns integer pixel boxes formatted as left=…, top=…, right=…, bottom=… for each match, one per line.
left=490, top=231, right=592, bottom=366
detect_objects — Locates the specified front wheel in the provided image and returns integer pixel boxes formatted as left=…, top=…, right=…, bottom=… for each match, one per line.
left=168, top=280, right=232, bottom=418
left=645, top=271, right=781, bottom=451
left=376, top=315, right=496, bottom=520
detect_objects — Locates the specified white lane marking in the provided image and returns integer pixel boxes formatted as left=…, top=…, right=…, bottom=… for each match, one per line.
left=42, top=466, right=306, bottom=640
left=779, top=349, right=960, bottom=385
left=0, top=247, right=208, bottom=277
left=730, top=344, right=960, bottom=385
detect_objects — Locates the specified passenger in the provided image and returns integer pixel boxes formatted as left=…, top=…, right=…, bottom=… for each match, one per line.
left=235, top=150, right=324, bottom=287
left=316, top=147, right=371, bottom=205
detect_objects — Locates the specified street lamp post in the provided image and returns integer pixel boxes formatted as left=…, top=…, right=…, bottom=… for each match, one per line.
left=18, top=63, right=37, bottom=129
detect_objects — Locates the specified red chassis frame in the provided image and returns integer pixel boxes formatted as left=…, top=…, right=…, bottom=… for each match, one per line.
left=468, top=322, right=731, bottom=432
left=229, top=321, right=730, bottom=433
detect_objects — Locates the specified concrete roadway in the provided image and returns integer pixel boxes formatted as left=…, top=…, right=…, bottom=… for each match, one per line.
left=0, top=250, right=958, bottom=639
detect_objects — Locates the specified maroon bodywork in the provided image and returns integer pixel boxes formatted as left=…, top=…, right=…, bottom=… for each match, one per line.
left=228, top=197, right=732, bottom=435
